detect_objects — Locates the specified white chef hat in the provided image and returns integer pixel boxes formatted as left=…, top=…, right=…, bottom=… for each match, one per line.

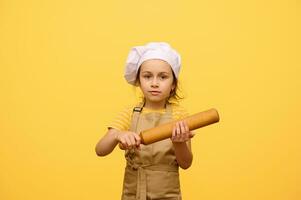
left=124, top=42, right=181, bottom=86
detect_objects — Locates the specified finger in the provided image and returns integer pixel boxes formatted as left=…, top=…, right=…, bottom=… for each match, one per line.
left=173, top=122, right=179, bottom=141
left=133, top=133, right=141, bottom=146
left=180, top=121, right=187, bottom=140
left=130, top=135, right=136, bottom=147
left=120, top=138, right=128, bottom=149
left=176, top=122, right=181, bottom=137
left=133, top=135, right=141, bottom=150
left=125, top=137, right=133, bottom=149
left=183, top=121, right=190, bottom=140
left=118, top=142, right=124, bottom=149
left=129, top=135, right=136, bottom=146
left=179, top=121, right=183, bottom=132
left=172, top=124, right=176, bottom=140
left=184, top=120, right=189, bottom=133
left=177, top=121, right=183, bottom=142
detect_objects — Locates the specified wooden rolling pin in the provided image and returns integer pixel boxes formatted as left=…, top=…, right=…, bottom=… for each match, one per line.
left=140, top=108, right=220, bottom=145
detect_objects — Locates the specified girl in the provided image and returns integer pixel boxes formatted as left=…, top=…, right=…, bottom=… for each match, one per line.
left=95, top=42, right=194, bottom=200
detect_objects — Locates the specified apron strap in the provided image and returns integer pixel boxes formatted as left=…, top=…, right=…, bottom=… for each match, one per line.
left=130, top=101, right=145, bottom=132
left=165, top=101, right=173, bottom=116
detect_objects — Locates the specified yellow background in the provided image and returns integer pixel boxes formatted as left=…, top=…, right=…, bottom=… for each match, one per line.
left=0, top=0, right=299, bottom=199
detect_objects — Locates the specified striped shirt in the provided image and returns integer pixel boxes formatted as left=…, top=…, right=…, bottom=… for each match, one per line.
left=107, top=103, right=190, bottom=131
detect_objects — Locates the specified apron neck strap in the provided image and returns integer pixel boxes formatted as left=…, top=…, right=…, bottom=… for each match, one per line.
left=132, top=100, right=172, bottom=115
left=133, top=100, right=172, bottom=113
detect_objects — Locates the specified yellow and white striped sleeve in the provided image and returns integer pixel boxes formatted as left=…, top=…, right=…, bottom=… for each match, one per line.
left=107, top=106, right=132, bottom=131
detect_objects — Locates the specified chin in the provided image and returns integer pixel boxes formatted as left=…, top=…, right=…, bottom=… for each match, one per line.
left=147, top=96, right=167, bottom=102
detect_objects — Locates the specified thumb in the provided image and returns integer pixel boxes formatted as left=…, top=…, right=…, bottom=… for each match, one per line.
left=189, top=131, right=195, bottom=138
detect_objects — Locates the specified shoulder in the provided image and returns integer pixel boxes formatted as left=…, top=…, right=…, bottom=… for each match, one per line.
left=118, top=105, right=134, bottom=115
left=115, top=102, right=143, bottom=117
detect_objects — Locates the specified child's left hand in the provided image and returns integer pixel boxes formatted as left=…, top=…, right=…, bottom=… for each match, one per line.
left=171, top=120, right=195, bottom=143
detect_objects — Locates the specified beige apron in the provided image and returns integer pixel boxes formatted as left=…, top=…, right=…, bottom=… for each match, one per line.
left=121, top=101, right=182, bottom=200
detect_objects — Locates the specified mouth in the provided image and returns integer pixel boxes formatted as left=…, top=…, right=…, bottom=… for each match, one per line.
left=149, top=91, right=161, bottom=96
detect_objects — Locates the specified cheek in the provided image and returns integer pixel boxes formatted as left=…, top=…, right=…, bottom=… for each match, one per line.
left=139, top=81, right=149, bottom=91
left=163, top=82, right=174, bottom=92
left=139, top=79, right=147, bottom=87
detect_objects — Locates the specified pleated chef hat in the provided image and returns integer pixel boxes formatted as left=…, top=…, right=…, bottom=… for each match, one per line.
left=124, top=42, right=181, bottom=86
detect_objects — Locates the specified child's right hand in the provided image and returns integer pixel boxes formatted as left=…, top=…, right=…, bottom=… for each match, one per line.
left=115, top=131, right=141, bottom=150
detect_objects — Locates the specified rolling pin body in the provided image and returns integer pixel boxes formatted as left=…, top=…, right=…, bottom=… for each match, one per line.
left=140, top=108, right=219, bottom=145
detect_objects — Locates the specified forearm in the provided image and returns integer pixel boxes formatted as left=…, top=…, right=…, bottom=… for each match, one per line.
left=173, top=142, right=193, bottom=169
left=95, top=129, right=119, bottom=156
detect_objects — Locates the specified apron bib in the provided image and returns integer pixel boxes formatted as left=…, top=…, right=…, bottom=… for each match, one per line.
left=121, top=102, right=182, bottom=200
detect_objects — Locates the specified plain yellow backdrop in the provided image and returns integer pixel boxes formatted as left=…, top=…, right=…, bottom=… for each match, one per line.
left=0, top=0, right=299, bottom=199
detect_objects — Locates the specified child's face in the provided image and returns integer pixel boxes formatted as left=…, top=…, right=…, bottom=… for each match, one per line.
left=138, top=59, right=175, bottom=106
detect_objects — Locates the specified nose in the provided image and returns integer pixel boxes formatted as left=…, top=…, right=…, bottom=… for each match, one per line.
left=151, top=77, right=159, bottom=87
